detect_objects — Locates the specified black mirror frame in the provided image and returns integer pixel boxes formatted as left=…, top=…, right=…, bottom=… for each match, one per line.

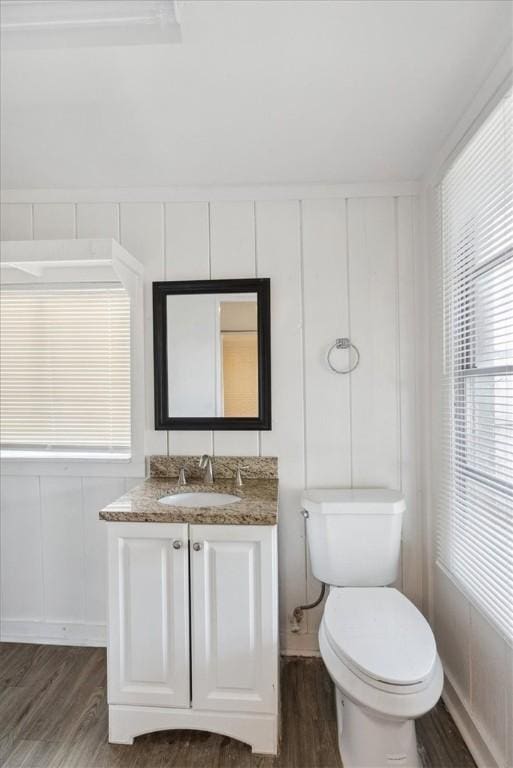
left=153, top=278, right=271, bottom=431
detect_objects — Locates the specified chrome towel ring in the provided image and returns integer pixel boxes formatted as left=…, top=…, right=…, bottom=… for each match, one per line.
left=327, top=337, right=360, bottom=374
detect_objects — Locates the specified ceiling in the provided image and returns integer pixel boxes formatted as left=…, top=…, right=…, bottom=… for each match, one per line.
left=1, top=0, right=512, bottom=189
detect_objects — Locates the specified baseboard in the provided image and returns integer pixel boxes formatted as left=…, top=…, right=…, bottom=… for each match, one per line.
left=281, top=648, right=321, bottom=658
left=0, top=620, right=107, bottom=647
left=442, top=673, right=500, bottom=768
left=2, top=622, right=321, bottom=658
left=280, top=631, right=320, bottom=655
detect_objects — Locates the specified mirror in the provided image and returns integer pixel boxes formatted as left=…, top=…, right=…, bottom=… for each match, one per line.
left=153, top=278, right=271, bottom=430
left=167, top=292, right=258, bottom=418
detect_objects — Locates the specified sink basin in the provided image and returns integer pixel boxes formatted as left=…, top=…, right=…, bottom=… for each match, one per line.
left=158, top=492, right=241, bottom=508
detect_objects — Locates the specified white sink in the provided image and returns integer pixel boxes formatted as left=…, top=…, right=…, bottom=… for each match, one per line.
left=159, top=492, right=241, bottom=508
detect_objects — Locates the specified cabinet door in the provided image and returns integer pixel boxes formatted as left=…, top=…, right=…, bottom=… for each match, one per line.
left=191, top=524, right=278, bottom=713
left=107, top=522, right=190, bottom=708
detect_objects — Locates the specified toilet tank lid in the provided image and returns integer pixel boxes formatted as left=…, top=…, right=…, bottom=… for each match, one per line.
left=302, top=488, right=405, bottom=515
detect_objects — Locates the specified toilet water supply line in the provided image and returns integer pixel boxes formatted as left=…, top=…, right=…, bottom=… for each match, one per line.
left=291, top=508, right=326, bottom=633
left=291, top=583, right=326, bottom=633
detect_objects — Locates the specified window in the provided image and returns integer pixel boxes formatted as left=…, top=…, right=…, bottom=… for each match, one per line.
left=0, top=284, right=131, bottom=457
left=437, top=89, right=513, bottom=640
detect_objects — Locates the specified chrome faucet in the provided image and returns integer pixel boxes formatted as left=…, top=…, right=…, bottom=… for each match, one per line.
left=199, top=454, right=214, bottom=484
left=178, top=466, right=188, bottom=486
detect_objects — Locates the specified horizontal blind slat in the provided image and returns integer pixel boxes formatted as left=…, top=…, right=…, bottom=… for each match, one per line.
left=0, top=285, right=131, bottom=451
left=437, top=88, right=513, bottom=642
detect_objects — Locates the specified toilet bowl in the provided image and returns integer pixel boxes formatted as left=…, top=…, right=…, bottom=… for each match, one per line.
left=301, top=489, right=443, bottom=768
left=319, top=587, right=443, bottom=768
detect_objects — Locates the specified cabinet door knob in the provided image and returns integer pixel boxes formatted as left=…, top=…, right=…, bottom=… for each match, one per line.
left=192, top=542, right=202, bottom=551
left=172, top=540, right=182, bottom=550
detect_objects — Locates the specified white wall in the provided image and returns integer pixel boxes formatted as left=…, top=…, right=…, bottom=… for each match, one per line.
left=0, top=187, right=423, bottom=653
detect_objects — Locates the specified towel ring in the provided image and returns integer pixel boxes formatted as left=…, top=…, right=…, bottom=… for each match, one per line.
left=327, top=337, right=360, bottom=374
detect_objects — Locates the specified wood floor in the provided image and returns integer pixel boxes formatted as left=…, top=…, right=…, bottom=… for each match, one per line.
left=0, top=643, right=476, bottom=768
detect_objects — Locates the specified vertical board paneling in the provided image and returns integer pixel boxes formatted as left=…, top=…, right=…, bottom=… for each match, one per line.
left=120, top=203, right=167, bottom=456
left=0, top=477, right=43, bottom=620
left=0, top=203, right=32, bottom=240
left=82, top=477, right=126, bottom=625
left=165, top=202, right=210, bottom=280
left=397, top=196, right=422, bottom=606
left=302, top=199, right=351, bottom=631
left=348, top=197, right=400, bottom=488
left=33, top=203, right=75, bottom=239
left=302, top=199, right=351, bottom=485
left=256, top=200, right=306, bottom=638
left=469, top=607, right=508, bottom=764
left=210, top=201, right=259, bottom=456
left=76, top=203, right=119, bottom=239
left=434, top=567, right=471, bottom=700
left=209, top=201, right=255, bottom=278
left=0, top=190, right=425, bottom=654
left=125, top=476, right=145, bottom=492
left=165, top=202, right=213, bottom=456
left=506, top=646, right=513, bottom=768
left=40, top=476, right=84, bottom=622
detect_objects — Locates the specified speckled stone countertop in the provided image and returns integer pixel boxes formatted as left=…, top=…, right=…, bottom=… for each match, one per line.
left=150, top=454, right=277, bottom=481
left=99, top=478, right=278, bottom=526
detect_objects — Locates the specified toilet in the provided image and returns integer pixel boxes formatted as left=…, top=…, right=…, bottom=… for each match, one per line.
left=302, top=489, right=443, bottom=768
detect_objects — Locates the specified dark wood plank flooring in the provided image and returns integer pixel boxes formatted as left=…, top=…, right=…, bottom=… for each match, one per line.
left=0, top=643, right=476, bottom=768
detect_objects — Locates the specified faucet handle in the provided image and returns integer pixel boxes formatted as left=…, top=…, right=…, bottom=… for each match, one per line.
left=235, top=464, right=250, bottom=487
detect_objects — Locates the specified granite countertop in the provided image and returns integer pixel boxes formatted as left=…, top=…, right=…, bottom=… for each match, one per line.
left=99, top=477, right=278, bottom=525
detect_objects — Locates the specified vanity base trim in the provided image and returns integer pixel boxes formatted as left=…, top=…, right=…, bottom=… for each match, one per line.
left=108, top=704, right=279, bottom=755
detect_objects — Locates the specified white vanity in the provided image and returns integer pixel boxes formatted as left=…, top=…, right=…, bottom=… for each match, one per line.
left=100, top=456, right=279, bottom=755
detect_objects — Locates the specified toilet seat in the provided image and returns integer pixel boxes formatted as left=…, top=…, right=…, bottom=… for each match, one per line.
left=319, top=620, right=444, bottom=721
left=323, top=587, right=437, bottom=693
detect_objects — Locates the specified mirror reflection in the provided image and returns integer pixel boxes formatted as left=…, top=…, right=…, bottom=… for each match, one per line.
left=167, top=292, right=258, bottom=418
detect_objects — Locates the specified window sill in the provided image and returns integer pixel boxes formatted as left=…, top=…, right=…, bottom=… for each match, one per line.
left=1, top=450, right=132, bottom=461
left=0, top=451, right=146, bottom=478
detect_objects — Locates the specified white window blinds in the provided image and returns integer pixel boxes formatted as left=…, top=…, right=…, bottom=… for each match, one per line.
left=437, top=89, right=513, bottom=640
left=0, top=284, right=131, bottom=454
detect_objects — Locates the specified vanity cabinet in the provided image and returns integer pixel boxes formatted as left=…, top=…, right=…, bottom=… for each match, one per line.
left=106, top=521, right=278, bottom=755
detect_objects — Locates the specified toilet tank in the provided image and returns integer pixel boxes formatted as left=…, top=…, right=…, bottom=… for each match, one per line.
left=302, top=489, right=405, bottom=586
